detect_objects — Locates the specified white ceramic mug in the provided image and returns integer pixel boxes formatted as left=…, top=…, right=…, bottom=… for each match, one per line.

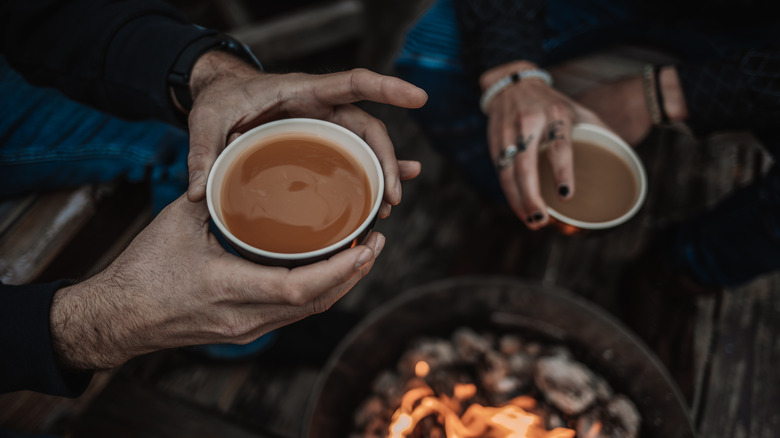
left=545, top=123, right=647, bottom=231
left=207, top=118, right=384, bottom=267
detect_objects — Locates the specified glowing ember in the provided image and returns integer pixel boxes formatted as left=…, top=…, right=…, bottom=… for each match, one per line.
left=415, top=360, right=431, bottom=378
left=387, top=367, right=576, bottom=438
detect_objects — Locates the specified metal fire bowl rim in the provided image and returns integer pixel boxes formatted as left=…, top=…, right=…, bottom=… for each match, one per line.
left=302, top=275, right=695, bottom=437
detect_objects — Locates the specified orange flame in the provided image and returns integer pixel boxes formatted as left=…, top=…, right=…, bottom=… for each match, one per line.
left=388, top=362, right=575, bottom=438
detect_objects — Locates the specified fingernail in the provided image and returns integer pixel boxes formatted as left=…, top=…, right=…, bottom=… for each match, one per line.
left=395, top=179, right=402, bottom=203
left=558, top=185, right=570, bottom=198
left=533, top=212, right=544, bottom=222
left=355, top=248, right=374, bottom=270
left=373, top=234, right=386, bottom=255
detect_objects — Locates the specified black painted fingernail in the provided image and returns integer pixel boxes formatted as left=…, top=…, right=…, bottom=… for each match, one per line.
left=526, top=215, right=534, bottom=223
left=533, top=212, right=544, bottom=222
left=558, top=185, right=570, bottom=197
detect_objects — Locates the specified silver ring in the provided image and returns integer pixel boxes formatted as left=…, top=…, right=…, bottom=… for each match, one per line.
left=495, top=144, right=518, bottom=171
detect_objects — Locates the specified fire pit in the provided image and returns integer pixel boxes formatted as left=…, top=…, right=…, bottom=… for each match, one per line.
left=303, top=277, right=695, bottom=437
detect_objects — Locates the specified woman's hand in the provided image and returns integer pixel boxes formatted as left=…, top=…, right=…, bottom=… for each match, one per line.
left=481, top=61, right=606, bottom=230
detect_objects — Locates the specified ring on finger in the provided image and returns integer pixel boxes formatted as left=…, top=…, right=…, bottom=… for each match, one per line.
left=495, top=144, right=518, bottom=172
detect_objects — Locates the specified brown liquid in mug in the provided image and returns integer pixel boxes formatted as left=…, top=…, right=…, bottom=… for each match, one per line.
left=221, top=134, right=372, bottom=253
left=539, top=141, right=638, bottom=223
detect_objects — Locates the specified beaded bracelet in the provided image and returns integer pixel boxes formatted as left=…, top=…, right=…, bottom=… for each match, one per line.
left=479, top=69, right=553, bottom=114
left=642, top=64, right=670, bottom=125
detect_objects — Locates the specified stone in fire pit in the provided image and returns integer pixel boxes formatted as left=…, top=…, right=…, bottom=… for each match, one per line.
left=352, top=327, right=641, bottom=437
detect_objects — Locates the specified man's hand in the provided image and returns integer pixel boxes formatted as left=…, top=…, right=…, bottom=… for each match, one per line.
left=480, top=61, right=606, bottom=230
left=49, top=195, right=385, bottom=371
left=184, top=51, right=427, bottom=219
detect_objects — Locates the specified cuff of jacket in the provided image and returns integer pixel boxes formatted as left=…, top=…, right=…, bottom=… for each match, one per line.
left=0, top=280, right=92, bottom=397
left=676, top=60, right=755, bottom=138
left=104, top=17, right=216, bottom=127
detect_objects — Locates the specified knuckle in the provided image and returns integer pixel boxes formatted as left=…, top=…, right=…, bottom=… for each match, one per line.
left=309, top=298, right=335, bottom=315
left=281, top=284, right=309, bottom=307
left=371, top=118, right=387, bottom=132
left=547, top=138, right=568, bottom=153
left=187, top=144, right=209, bottom=161
left=520, top=112, right=545, bottom=129
left=548, top=101, right=573, bottom=119
left=220, top=315, right=253, bottom=340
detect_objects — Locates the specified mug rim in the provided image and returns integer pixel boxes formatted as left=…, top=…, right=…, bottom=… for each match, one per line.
left=206, top=118, right=384, bottom=260
left=545, top=123, right=648, bottom=230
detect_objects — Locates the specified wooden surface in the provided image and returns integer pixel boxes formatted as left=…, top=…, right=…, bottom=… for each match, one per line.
left=1, top=1, right=778, bottom=437
left=0, top=187, right=100, bottom=284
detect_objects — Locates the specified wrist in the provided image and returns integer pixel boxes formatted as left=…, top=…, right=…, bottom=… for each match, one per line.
left=479, top=63, right=552, bottom=114
left=168, top=34, right=262, bottom=114
left=50, top=280, right=129, bottom=371
left=480, top=61, right=541, bottom=91
left=189, top=49, right=260, bottom=101
left=659, top=66, right=688, bottom=122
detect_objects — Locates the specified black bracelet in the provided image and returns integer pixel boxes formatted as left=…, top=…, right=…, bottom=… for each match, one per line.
left=652, top=65, right=670, bottom=124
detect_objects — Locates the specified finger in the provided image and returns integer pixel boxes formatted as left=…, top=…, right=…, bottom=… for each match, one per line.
left=306, top=232, right=384, bottom=313
left=490, top=104, right=529, bottom=222
left=378, top=202, right=392, bottom=219
left=398, top=160, right=422, bottom=181
left=543, top=119, right=575, bottom=200
left=312, top=68, right=428, bottom=109
left=234, top=234, right=385, bottom=341
left=331, top=105, right=403, bottom=206
left=511, top=117, right=549, bottom=229
left=186, top=107, right=229, bottom=202
left=214, top=232, right=382, bottom=306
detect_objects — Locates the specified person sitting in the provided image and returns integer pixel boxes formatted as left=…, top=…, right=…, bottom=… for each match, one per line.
left=0, top=0, right=427, bottom=397
left=393, top=0, right=780, bottom=396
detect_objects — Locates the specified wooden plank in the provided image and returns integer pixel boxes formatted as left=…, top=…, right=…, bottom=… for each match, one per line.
left=90, top=347, right=322, bottom=438
left=83, top=201, right=152, bottom=278
left=72, top=377, right=269, bottom=438
left=689, top=133, right=776, bottom=436
left=0, top=371, right=114, bottom=434
left=210, top=0, right=253, bottom=29
left=229, top=0, right=364, bottom=65
left=0, top=186, right=100, bottom=285
left=695, top=275, right=780, bottom=437
left=0, top=195, right=37, bottom=240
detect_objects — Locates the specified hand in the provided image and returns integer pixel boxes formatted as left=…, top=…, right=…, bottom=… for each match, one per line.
left=49, top=195, right=385, bottom=371
left=480, top=62, right=606, bottom=230
left=185, top=51, right=428, bottom=219
left=575, top=75, right=652, bottom=146
left=576, top=66, right=688, bottom=147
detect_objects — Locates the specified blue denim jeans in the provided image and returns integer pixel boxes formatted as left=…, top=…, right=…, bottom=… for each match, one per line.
left=395, top=0, right=780, bottom=287
left=0, top=56, right=189, bottom=213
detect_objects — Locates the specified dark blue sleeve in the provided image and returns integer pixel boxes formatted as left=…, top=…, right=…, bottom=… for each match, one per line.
left=0, top=281, right=93, bottom=397
left=0, top=0, right=215, bottom=126
left=677, top=46, right=780, bottom=138
left=455, top=0, right=547, bottom=78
